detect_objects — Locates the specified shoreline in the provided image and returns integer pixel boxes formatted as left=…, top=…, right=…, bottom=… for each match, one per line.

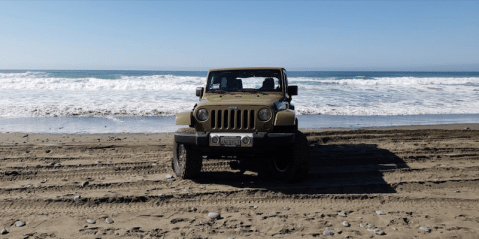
left=364, top=123, right=479, bottom=130
left=1, top=114, right=479, bottom=134
left=1, top=123, right=477, bottom=147
left=0, top=122, right=477, bottom=138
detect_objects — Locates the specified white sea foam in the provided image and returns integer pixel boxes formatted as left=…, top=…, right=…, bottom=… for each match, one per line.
left=289, top=76, right=479, bottom=116
left=0, top=71, right=49, bottom=79
left=290, top=76, right=479, bottom=86
left=0, top=72, right=478, bottom=117
left=0, top=74, right=204, bottom=91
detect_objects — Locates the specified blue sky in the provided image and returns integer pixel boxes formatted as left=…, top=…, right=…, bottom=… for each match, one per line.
left=0, top=1, right=478, bottom=71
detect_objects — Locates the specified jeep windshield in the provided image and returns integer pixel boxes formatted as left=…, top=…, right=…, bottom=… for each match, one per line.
left=206, top=70, right=282, bottom=93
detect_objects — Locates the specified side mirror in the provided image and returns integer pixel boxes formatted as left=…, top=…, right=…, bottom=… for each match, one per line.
left=288, top=85, right=298, bottom=96
left=196, top=87, right=204, bottom=98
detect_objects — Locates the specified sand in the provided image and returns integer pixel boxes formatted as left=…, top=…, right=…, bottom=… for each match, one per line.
left=1, top=124, right=479, bottom=238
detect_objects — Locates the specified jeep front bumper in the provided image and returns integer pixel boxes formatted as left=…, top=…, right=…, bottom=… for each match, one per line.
left=174, top=131, right=295, bottom=147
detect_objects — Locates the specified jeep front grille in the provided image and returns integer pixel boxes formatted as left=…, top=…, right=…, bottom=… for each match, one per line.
left=211, top=109, right=255, bottom=130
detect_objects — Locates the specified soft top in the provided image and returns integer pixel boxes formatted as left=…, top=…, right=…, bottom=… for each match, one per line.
left=208, top=67, right=284, bottom=72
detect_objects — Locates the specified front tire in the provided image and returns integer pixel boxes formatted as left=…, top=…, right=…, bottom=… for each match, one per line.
left=270, top=131, right=311, bottom=183
left=172, top=141, right=202, bottom=179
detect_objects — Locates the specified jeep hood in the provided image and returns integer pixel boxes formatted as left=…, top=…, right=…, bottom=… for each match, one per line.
left=197, top=93, right=283, bottom=107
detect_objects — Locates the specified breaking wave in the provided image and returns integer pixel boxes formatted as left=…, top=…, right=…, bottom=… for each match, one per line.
left=1, top=71, right=479, bottom=117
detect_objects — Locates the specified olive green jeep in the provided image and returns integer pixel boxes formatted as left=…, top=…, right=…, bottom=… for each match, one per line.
left=173, top=67, right=311, bottom=182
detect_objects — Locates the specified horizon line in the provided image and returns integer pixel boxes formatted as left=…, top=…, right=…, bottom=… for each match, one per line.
left=1, top=68, right=479, bottom=72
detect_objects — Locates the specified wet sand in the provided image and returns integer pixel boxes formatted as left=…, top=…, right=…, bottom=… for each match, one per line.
left=1, top=124, right=479, bottom=238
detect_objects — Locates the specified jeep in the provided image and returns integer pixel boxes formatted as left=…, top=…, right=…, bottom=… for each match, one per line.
left=173, top=67, right=311, bottom=182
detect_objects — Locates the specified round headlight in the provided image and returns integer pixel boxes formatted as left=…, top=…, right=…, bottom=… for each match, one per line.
left=258, top=108, right=272, bottom=121
left=197, top=109, right=209, bottom=121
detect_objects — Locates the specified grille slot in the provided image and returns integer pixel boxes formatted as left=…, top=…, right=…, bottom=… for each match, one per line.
left=249, top=110, right=254, bottom=129
left=223, top=110, right=228, bottom=128
left=243, top=110, right=248, bottom=129
left=217, top=110, right=222, bottom=129
left=230, top=110, right=235, bottom=129
left=210, top=109, right=255, bottom=130
left=236, top=110, right=242, bottom=128
left=210, top=110, right=216, bottom=128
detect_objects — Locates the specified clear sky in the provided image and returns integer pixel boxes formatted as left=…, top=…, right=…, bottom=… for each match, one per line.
left=0, top=1, right=478, bottom=71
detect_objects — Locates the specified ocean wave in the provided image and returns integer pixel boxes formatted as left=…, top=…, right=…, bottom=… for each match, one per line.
left=2, top=102, right=479, bottom=118
left=2, top=73, right=478, bottom=91
left=0, top=71, right=50, bottom=79
left=0, top=74, right=204, bottom=91
left=296, top=105, right=479, bottom=116
left=289, top=76, right=479, bottom=86
left=0, top=103, right=191, bottom=118
left=1, top=73, right=479, bottom=118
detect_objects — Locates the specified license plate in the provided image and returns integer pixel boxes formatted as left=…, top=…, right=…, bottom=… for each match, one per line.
left=220, top=136, right=241, bottom=147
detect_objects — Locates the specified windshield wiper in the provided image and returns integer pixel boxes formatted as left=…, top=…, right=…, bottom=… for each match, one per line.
left=237, top=89, right=267, bottom=95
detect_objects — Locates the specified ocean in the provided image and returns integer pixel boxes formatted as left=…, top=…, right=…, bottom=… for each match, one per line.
left=1, top=70, right=478, bottom=133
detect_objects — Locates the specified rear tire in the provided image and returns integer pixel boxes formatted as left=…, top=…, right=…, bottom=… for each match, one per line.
left=172, top=141, right=202, bottom=179
left=270, top=131, right=310, bottom=183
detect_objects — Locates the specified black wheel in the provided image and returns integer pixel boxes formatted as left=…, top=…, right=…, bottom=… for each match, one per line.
left=172, top=141, right=202, bottom=179
left=270, top=131, right=311, bottom=183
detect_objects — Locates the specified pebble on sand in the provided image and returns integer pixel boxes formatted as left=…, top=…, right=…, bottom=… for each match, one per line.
left=338, top=212, right=347, bottom=217
left=376, top=210, right=386, bottom=215
left=1, top=228, right=8, bottom=234
left=166, top=174, right=173, bottom=179
left=208, top=212, right=220, bottom=219
left=374, top=229, right=386, bottom=235
left=360, top=222, right=368, bottom=228
left=15, top=221, right=26, bottom=227
left=342, top=221, right=350, bottom=227
left=284, top=206, right=290, bottom=211
left=81, top=181, right=89, bottom=187
left=87, top=219, right=96, bottom=224
left=105, top=218, right=114, bottom=224
left=323, top=227, right=334, bottom=236
left=74, top=195, right=81, bottom=203
left=419, top=226, right=431, bottom=232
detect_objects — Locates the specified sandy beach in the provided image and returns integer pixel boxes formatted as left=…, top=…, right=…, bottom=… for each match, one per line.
left=1, top=124, right=479, bottom=238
